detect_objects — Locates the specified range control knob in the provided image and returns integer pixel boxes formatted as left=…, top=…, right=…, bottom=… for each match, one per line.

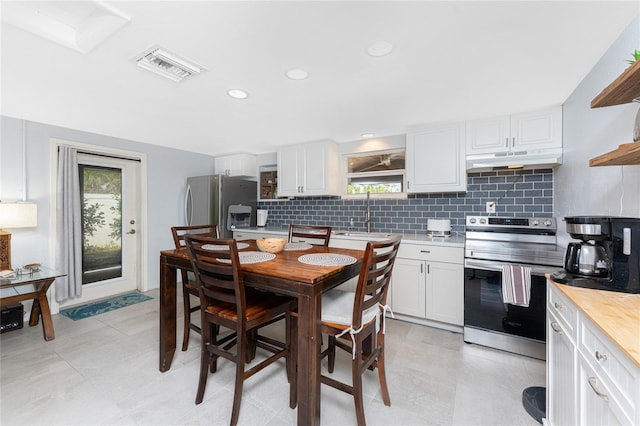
left=479, top=218, right=486, bottom=224
left=532, top=220, right=539, bottom=226
left=544, top=220, right=553, bottom=226
left=469, top=218, right=476, bottom=224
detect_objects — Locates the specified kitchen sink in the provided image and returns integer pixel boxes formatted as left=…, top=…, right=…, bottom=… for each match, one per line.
left=332, top=231, right=393, bottom=238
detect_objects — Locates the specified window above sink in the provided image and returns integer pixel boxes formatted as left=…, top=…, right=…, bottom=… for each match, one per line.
left=344, top=149, right=405, bottom=196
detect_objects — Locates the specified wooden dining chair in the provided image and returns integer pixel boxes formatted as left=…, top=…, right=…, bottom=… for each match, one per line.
left=288, top=224, right=332, bottom=246
left=319, top=235, right=401, bottom=426
left=184, top=235, right=297, bottom=426
left=171, top=224, right=219, bottom=351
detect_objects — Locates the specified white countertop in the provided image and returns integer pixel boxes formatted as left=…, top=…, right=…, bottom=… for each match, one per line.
left=233, top=227, right=465, bottom=248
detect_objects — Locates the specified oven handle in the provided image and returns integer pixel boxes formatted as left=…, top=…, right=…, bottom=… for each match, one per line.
left=464, top=258, right=553, bottom=277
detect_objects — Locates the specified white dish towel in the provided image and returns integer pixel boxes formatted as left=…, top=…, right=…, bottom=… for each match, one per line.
left=502, top=264, right=532, bottom=307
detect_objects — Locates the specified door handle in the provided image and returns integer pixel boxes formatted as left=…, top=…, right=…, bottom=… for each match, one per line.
left=550, top=321, right=562, bottom=334
left=127, top=229, right=136, bottom=235
left=587, top=377, right=609, bottom=401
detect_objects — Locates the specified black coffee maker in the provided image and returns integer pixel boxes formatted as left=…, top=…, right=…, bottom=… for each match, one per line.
left=564, top=216, right=640, bottom=294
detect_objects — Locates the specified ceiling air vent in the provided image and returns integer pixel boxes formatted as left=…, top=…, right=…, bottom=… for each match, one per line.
left=135, top=46, right=204, bottom=82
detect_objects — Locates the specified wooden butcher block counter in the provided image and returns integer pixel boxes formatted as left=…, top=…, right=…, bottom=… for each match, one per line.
left=550, top=279, right=640, bottom=367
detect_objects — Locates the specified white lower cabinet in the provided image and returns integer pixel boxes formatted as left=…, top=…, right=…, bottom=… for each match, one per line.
left=547, top=299, right=577, bottom=426
left=391, top=243, right=463, bottom=328
left=390, top=258, right=426, bottom=317
left=329, top=237, right=374, bottom=292
left=547, top=283, right=639, bottom=426
left=579, top=359, right=629, bottom=425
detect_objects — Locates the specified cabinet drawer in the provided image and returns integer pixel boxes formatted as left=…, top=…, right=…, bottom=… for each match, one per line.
left=579, top=318, right=638, bottom=419
left=548, top=284, right=577, bottom=341
left=579, top=352, right=633, bottom=425
left=397, top=243, right=463, bottom=264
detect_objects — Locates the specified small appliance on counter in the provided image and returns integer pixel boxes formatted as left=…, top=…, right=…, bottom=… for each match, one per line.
left=257, top=209, right=268, bottom=227
left=553, top=216, right=640, bottom=294
left=426, top=219, right=451, bottom=237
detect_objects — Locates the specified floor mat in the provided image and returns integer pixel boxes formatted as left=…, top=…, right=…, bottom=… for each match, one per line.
left=60, top=292, right=153, bottom=321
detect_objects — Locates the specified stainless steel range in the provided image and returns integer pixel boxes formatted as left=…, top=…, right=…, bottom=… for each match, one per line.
left=463, top=216, right=564, bottom=360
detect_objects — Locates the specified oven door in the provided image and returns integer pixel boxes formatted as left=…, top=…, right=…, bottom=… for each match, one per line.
left=464, top=258, right=551, bottom=359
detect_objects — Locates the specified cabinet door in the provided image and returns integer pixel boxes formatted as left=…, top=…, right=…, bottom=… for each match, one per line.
left=466, top=115, right=510, bottom=155
left=425, top=261, right=463, bottom=325
left=406, top=122, right=466, bottom=193
left=579, top=362, right=629, bottom=426
left=215, top=154, right=257, bottom=177
left=390, top=258, right=426, bottom=318
left=511, top=107, right=562, bottom=151
left=301, top=143, right=328, bottom=195
left=547, top=312, right=577, bottom=426
left=277, top=147, right=301, bottom=196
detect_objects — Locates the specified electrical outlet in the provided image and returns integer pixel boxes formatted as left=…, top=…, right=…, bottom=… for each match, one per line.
left=486, top=201, right=496, bottom=214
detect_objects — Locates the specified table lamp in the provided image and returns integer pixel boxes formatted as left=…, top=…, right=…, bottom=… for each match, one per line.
left=0, top=202, right=38, bottom=270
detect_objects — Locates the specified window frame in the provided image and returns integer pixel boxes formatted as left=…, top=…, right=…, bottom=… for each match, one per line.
left=342, top=149, right=407, bottom=199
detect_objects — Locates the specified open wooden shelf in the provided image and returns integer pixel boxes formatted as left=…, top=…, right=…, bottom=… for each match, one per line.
left=591, top=59, right=640, bottom=108
left=589, top=142, right=640, bottom=166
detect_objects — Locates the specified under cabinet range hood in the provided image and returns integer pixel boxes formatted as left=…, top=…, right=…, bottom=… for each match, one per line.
left=466, top=148, right=563, bottom=172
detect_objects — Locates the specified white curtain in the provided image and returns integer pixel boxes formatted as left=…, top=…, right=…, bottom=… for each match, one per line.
left=56, top=146, right=83, bottom=302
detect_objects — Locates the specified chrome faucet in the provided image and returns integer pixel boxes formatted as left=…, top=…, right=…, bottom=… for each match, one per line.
left=364, top=191, right=371, bottom=233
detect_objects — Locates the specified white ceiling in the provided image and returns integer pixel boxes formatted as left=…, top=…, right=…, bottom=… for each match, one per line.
left=1, top=1, right=638, bottom=157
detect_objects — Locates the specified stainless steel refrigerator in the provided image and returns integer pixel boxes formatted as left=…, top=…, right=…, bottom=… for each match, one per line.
left=185, top=175, right=257, bottom=238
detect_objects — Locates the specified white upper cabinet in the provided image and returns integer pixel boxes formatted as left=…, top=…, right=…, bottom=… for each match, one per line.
left=406, top=121, right=466, bottom=193
left=277, top=140, right=339, bottom=197
left=466, top=106, right=562, bottom=155
left=214, top=153, right=258, bottom=177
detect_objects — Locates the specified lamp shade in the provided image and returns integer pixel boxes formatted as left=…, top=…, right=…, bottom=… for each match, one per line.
left=0, top=202, right=38, bottom=228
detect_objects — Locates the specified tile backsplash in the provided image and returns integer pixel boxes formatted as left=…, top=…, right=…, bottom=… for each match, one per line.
left=258, top=168, right=553, bottom=234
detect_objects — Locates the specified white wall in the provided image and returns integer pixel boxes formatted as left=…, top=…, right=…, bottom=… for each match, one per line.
left=0, top=116, right=216, bottom=291
left=556, top=16, right=640, bottom=247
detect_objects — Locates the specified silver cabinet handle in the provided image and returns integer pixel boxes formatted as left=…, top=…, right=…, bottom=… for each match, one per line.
left=420, top=264, right=423, bottom=274
left=512, top=137, right=515, bottom=147
left=427, top=264, right=430, bottom=274
left=587, top=377, right=609, bottom=401
left=505, top=137, right=509, bottom=147
left=420, top=250, right=431, bottom=254
left=127, top=229, right=136, bottom=235
left=550, top=321, right=562, bottom=334
left=554, top=302, right=562, bottom=310
left=595, top=351, right=608, bottom=362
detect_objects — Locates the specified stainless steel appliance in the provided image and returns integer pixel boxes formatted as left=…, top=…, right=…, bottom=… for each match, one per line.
left=556, top=216, right=640, bottom=294
left=185, top=175, right=257, bottom=238
left=464, top=216, right=564, bottom=360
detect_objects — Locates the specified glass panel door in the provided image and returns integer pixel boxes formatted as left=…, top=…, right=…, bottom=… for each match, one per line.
left=79, top=164, right=122, bottom=284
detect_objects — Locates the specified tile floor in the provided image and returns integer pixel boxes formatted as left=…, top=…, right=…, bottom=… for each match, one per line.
left=1, top=289, right=544, bottom=425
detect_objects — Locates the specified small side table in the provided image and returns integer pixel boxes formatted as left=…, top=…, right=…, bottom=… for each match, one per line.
left=0, top=266, right=66, bottom=341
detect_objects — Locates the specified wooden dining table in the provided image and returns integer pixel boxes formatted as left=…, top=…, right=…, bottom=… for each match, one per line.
left=158, top=240, right=364, bottom=426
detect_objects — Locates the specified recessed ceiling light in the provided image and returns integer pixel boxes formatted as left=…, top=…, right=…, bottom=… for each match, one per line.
left=227, top=89, right=249, bottom=99
left=361, top=133, right=374, bottom=139
left=135, top=46, right=204, bottom=82
left=367, top=41, right=394, bottom=57
left=285, top=68, right=309, bottom=80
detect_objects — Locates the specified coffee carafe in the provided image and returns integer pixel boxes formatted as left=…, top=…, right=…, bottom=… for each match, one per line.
left=564, top=241, right=610, bottom=277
